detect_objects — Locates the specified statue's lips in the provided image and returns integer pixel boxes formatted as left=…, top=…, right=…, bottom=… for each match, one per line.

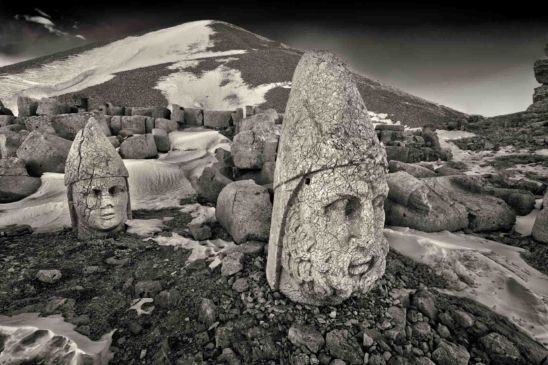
left=100, top=210, right=116, bottom=220
left=348, top=255, right=375, bottom=276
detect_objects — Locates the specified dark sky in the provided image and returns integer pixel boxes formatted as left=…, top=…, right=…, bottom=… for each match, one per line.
left=1, top=0, right=547, bottom=116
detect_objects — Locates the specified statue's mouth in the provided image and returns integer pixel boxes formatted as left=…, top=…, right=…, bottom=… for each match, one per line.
left=101, top=211, right=116, bottom=220
left=348, top=255, right=376, bottom=276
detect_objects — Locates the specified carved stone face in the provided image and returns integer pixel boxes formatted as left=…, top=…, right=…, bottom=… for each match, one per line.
left=71, top=176, right=129, bottom=237
left=280, top=165, right=388, bottom=305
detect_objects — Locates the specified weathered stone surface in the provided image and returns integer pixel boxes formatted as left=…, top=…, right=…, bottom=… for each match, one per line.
left=51, top=113, right=93, bottom=140
left=119, top=134, right=158, bottom=159
left=204, top=110, right=233, bottom=129
left=385, top=172, right=515, bottom=232
left=533, top=85, right=548, bottom=103
left=479, top=333, right=520, bottom=364
left=238, top=109, right=278, bottom=134
left=532, top=192, right=548, bottom=244
left=122, top=116, right=146, bottom=134
left=36, top=269, right=62, bottom=284
left=431, top=340, right=470, bottom=365
left=17, top=96, right=39, bottom=117
left=188, top=223, right=212, bottom=241
left=216, top=180, right=272, bottom=243
left=388, top=160, right=437, bottom=178
left=232, top=129, right=279, bottom=169
left=131, top=106, right=170, bottom=118
left=171, top=104, right=185, bottom=125
left=221, top=252, right=244, bottom=276
left=198, top=298, right=217, bottom=325
left=16, top=131, right=72, bottom=176
left=267, top=52, right=388, bottom=306
left=36, top=98, right=70, bottom=115
left=488, top=187, right=535, bottom=215
left=108, top=136, right=120, bottom=148
left=534, top=59, right=548, bottom=84
left=152, top=128, right=170, bottom=153
left=325, top=329, right=364, bottom=365
left=154, top=118, right=178, bottom=133
left=65, top=118, right=131, bottom=240
left=184, top=108, right=203, bottom=126
left=0, top=130, right=28, bottom=159
left=288, top=325, right=325, bottom=353
left=195, top=166, right=233, bottom=203
left=22, top=115, right=54, bottom=133
left=0, top=115, right=15, bottom=127
left=0, top=158, right=41, bottom=203
left=231, top=108, right=244, bottom=131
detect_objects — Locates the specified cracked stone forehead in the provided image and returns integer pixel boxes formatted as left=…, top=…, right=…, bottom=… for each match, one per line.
left=274, top=51, right=387, bottom=189
left=64, top=118, right=128, bottom=186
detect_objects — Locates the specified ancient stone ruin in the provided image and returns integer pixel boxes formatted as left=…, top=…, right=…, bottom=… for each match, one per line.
left=266, top=51, right=389, bottom=306
left=64, top=118, right=132, bottom=240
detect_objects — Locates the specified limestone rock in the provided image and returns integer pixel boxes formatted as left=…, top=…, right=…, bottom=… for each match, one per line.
left=534, top=59, right=548, bottom=84
left=119, top=134, right=158, bottom=159
left=51, top=113, right=93, bottom=140
left=385, top=172, right=515, bottom=232
left=154, top=118, right=178, bottom=133
left=388, top=160, right=437, bottom=178
left=267, top=51, right=388, bottom=306
left=204, top=110, right=233, bottom=129
left=184, top=108, right=203, bottom=126
left=36, top=98, right=70, bottom=115
left=216, top=180, right=272, bottom=243
left=288, top=325, right=325, bottom=353
left=16, top=131, right=72, bottom=176
left=532, top=192, right=548, bottom=244
left=36, top=269, right=62, bottom=284
left=325, top=329, right=364, bottom=365
left=17, top=96, right=39, bottom=117
left=195, top=166, right=233, bottom=203
left=0, top=158, right=41, bottom=203
left=152, top=128, right=170, bottom=153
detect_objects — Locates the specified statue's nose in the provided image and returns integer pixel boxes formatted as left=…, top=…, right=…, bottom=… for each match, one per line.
left=100, top=192, right=115, bottom=208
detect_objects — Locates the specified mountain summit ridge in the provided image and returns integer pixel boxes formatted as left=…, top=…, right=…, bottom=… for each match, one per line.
left=0, top=20, right=468, bottom=127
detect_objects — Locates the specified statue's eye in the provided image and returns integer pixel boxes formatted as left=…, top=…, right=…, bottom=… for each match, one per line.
left=92, top=189, right=102, bottom=197
left=109, top=185, right=126, bottom=195
left=344, top=197, right=361, bottom=219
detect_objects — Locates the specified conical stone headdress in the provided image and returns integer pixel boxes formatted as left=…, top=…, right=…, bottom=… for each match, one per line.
left=64, top=118, right=128, bottom=186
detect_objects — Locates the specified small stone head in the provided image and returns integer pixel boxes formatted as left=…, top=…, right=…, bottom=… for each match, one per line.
left=65, top=118, right=131, bottom=240
left=71, top=176, right=129, bottom=236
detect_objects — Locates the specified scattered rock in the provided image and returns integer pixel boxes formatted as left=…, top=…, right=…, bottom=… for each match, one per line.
left=134, top=280, right=162, bottom=298
left=479, top=333, right=520, bottom=364
left=119, top=134, right=158, bottom=159
left=154, top=118, right=178, bottom=133
left=431, top=340, right=470, bottom=365
left=325, top=329, right=364, bottom=365
left=36, top=98, right=70, bottom=115
left=0, top=157, right=41, bottom=203
left=216, top=180, right=272, bottom=243
left=288, top=324, right=325, bottom=353
left=152, top=128, right=170, bottom=153
left=16, top=131, right=72, bottom=176
left=204, top=110, right=233, bottom=129
left=36, top=269, right=62, bottom=284
left=221, top=252, right=244, bottom=276
left=231, top=278, right=249, bottom=293
left=188, top=223, right=212, bottom=241
left=17, top=96, right=38, bottom=117
left=195, top=166, right=233, bottom=203
left=411, top=289, right=437, bottom=321
left=532, top=192, right=548, bottom=244
left=199, top=298, right=217, bottom=325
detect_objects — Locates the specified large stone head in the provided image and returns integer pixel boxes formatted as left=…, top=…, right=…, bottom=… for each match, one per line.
left=266, top=51, right=388, bottom=305
left=65, top=118, right=131, bottom=239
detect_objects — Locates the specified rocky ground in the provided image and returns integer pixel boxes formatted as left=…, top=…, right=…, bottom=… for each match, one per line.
left=1, top=199, right=546, bottom=365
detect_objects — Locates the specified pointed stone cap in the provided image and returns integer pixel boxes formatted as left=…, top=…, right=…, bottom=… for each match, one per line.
left=274, top=51, right=386, bottom=189
left=64, top=118, right=128, bottom=186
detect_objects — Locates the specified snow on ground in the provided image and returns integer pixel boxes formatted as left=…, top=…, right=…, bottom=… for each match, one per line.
left=156, top=62, right=291, bottom=110
left=385, top=227, right=548, bottom=346
left=0, top=20, right=248, bottom=113
left=0, top=313, right=114, bottom=364
left=0, top=128, right=228, bottom=232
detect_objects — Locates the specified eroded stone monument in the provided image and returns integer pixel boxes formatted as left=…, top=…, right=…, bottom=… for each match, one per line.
left=65, top=118, right=131, bottom=239
left=266, top=51, right=389, bottom=305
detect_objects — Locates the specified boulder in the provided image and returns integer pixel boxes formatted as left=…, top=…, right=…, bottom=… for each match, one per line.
left=385, top=172, right=515, bottom=232
left=0, top=130, right=28, bottom=158
left=216, top=180, right=272, bottom=243
left=119, top=134, right=158, bottom=159
left=22, top=115, right=54, bottom=133
left=231, top=108, right=244, bottom=131
left=532, top=192, right=548, bottom=244
left=16, top=131, right=72, bottom=176
left=487, top=188, right=535, bottom=215
left=152, top=128, right=170, bottom=152
left=154, top=118, right=178, bottom=133
left=232, top=129, right=279, bottom=169
left=534, top=59, right=548, bottom=84
left=204, top=110, right=233, bottom=129
left=36, top=98, right=71, bottom=115
left=131, top=106, right=170, bottom=118
left=51, top=113, right=93, bottom=140
left=0, top=115, right=15, bottom=128
left=288, top=325, right=325, bottom=353
left=325, top=329, right=364, bottom=365
left=108, top=136, right=120, bottom=148
left=388, top=160, right=437, bottom=178
left=195, top=166, right=233, bottom=203
left=120, top=116, right=147, bottom=134
left=431, top=340, right=470, bottom=365
left=145, top=117, right=155, bottom=133
left=184, top=108, right=203, bottom=126
left=171, top=104, right=185, bottom=125
left=17, top=96, right=39, bottom=117
left=238, top=109, right=278, bottom=134
left=0, top=158, right=41, bottom=203
left=105, top=103, right=124, bottom=116
left=533, top=85, right=548, bottom=103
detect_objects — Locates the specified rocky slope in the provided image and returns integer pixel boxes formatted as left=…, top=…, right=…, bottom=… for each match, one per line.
left=0, top=21, right=468, bottom=128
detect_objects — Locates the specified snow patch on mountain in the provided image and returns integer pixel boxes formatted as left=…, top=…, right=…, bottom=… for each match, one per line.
left=0, top=20, right=248, bottom=113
